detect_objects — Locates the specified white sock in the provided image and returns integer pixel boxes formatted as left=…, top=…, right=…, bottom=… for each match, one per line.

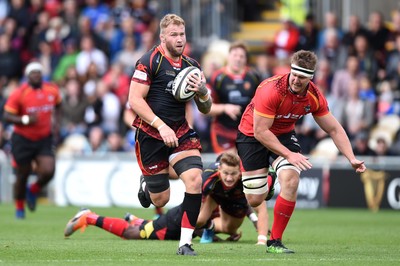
left=179, top=227, right=194, bottom=247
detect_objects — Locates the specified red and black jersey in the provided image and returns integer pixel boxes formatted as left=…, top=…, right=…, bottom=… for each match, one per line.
left=209, top=66, right=260, bottom=129
left=131, top=45, right=201, bottom=139
left=4, top=82, right=61, bottom=141
left=201, top=162, right=247, bottom=207
left=239, top=73, right=330, bottom=137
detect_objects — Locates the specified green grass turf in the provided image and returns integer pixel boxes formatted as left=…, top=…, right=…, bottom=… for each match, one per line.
left=0, top=204, right=399, bottom=266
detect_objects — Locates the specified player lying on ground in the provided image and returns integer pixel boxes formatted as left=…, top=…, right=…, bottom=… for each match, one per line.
left=64, top=153, right=275, bottom=242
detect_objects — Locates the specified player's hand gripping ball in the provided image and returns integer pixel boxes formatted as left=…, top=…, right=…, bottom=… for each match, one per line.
left=172, top=66, right=201, bottom=102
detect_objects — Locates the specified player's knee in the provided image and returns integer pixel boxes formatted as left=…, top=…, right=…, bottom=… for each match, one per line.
left=151, top=196, right=169, bottom=207
left=246, top=194, right=265, bottom=207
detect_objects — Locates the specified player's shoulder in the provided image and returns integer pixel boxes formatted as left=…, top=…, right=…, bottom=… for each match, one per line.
left=182, top=54, right=201, bottom=69
left=307, top=80, right=323, bottom=96
left=202, top=162, right=219, bottom=180
left=259, top=73, right=289, bottom=96
left=11, top=83, right=29, bottom=95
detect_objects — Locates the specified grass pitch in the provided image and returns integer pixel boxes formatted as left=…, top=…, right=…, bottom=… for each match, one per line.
left=0, top=204, right=399, bottom=266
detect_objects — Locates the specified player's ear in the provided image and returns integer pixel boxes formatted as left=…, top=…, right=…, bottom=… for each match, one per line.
left=160, top=34, right=165, bottom=43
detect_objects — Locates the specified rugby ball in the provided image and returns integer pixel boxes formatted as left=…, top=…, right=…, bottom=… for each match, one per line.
left=172, top=66, right=200, bottom=102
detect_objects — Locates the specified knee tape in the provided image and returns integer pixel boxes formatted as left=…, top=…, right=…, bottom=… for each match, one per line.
left=272, top=157, right=301, bottom=177
left=143, top=174, right=170, bottom=193
left=173, top=156, right=203, bottom=177
left=242, top=173, right=269, bottom=194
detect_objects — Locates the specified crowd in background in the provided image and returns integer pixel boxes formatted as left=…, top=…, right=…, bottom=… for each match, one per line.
left=0, top=0, right=400, bottom=158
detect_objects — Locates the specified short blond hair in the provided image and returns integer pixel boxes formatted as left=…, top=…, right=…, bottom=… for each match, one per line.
left=219, top=152, right=240, bottom=167
left=160, top=14, right=185, bottom=34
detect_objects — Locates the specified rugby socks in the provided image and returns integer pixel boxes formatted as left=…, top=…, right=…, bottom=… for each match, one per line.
left=270, top=195, right=296, bottom=240
left=15, top=199, right=24, bottom=211
left=29, top=183, right=41, bottom=194
left=179, top=192, right=202, bottom=247
left=91, top=216, right=129, bottom=238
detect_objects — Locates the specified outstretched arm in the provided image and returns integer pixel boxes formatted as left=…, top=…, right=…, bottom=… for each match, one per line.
left=315, top=113, right=366, bottom=173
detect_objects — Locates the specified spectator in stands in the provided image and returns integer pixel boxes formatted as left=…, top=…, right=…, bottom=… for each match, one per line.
left=83, top=63, right=103, bottom=129
left=95, top=80, right=121, bottom=134
left=341, top=14, right=370, bottom=55
left=60, top=0, right=81, bottom=38
left=385, top=34, right=400, bottom=80
left=317, top=11, right=343, bottom=50
left=76, top=35, right=108, bottom=78
left=128, top=0, right=158, bottom=34
left=106, top=131, right=125, bottom=152
left=267, top=17, right=299, bottom=60
left=352, top=34, right=380, bottom=84
left=0, top=33, right=22, bottom=83
left=352, top=130, right=376, bottom=156
left=253, top=53, right=274, bottom=80
left=331, top=55, right=365, bottom=100
left=7, top=0, right=30, bottom=51
left=83, top=125, right=107, bottom=155
left=44, top=16, right=71, bottom=58
left=27, top=10, right=50, bottom=59
left=102, top=62, right=130, bottom=106
left=340, top=78, right=375, bottom=140
left=366, top=11, right=391, bottom=69
left=77, top=16, right=109, bottom=56
left=52, top=38, right=79, bottom=85
left=35, top=41, right=56, bottom=81
left=81, top=0, right=111, bottom=31
left=109, top=16, right=141, bottom=61
left=374, top=137, right=396, bottom=156
left=296, top=13, right=319, bottom=52
left=313, top=57, right=333, bottom=94
left=317, top=27, right=347, bottom=74
left=113, top=35, right=141, bottom=76
left=358, top=76, right=377, bottom=103
left=60, top=78, right=89, bottom=140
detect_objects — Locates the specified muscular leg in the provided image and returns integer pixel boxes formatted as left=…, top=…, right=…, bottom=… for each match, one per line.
left=253, top=201, right=269, bottom=244
left=270, top=168, right=299, bottom=240
left=171, top=150, right=202, bottom=248
left=34, top=156, right=56, bottom=187
left=14, top=163, right=32, bottom=200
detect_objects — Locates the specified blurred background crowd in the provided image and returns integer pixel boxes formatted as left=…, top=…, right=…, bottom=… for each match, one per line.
left=0, top=0, right=400, bottom=159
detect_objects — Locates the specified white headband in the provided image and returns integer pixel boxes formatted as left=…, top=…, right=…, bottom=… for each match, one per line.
left=291, top=64, right=314, bottom=78
left=25, top=62, right=43, bottom=76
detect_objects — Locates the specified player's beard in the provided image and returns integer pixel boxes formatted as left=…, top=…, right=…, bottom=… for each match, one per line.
left=30, top=80, right=42, bottom=89
left=166, top=42, right=184, bottom=57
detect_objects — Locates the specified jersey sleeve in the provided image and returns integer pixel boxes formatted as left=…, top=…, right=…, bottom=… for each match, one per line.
left=312, top=93, right=330, bottom=117
left=4, top=88, right=22, bottom=114
left=131, top=52, right=152, bottom=86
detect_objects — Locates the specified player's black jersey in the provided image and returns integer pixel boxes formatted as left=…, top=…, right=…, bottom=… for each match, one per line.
left=201, top=162, right=247, bottom=207
left=131, top=45, right=201, bottom=131
left=209, top=66, right=260, bottom=129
